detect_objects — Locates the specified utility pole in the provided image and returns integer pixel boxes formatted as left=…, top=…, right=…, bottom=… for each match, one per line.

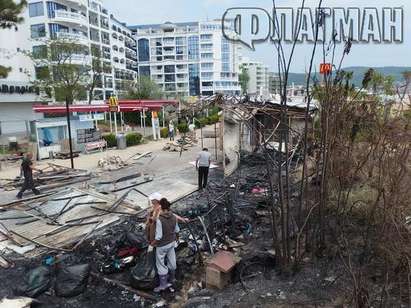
left=65, top=98, right=74, bottom=169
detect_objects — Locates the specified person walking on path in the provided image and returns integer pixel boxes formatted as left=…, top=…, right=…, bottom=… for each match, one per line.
left=17, top=153, right=42, bottom=199
left=196, top=148, right=211, bottom=190
left=152, top=198, right=179, bottom=292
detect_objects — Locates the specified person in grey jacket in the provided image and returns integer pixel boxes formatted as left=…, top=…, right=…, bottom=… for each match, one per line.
left=152, top=198, right=179, bottom=292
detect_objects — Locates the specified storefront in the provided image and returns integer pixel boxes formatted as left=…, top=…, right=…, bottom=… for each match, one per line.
left=33, top=117, right=95, bottom=160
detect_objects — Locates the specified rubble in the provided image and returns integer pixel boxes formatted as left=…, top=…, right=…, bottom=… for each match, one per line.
left=97, top=155, right=128, bottom=171
left=163, top=137, right=196, bottom=152
left=0, top=163, right=90, bottom=193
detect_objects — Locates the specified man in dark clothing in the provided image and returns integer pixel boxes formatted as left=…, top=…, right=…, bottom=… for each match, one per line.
left=17, top=153, right=41, bottom=199
left=196, top=148, right=211, bottom=190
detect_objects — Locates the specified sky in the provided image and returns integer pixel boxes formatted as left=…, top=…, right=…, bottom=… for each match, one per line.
left=104, top=0, right=411, bottom=73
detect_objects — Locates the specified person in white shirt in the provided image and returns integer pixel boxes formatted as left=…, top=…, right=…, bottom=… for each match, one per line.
left=168, top=122, right=175, bottom=141
left=188, top=122, right=196, bottom=140
left=196, top=148, right=211, bottom=190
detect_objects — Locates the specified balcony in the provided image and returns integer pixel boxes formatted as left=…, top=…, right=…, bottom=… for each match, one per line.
left=201, top=86, right=214, bottom=91
left=65, top=54, right=91, bottom=65
left=125, top=52, right=137, bottom=61
left=56, top=32, right=88, bottom=45
left=62, top=0, right=88, bottom=8
left=53, top=10, right=88, bottom=27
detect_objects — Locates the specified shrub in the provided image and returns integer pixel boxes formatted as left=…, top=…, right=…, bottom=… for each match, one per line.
left=160, top=127, right=169, bottom=138
left=126, top=132, right=143, bottom=146
left=208, top=114, right=220, bottom=124
left=177, top=123, right=189, bottom=134
left=102, top=133, right=116, bottom=148
left=199, top=118, right=209, bottom=128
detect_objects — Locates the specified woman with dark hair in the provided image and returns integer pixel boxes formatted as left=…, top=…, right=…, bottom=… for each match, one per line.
left=151, top=198, right=179, bottom=292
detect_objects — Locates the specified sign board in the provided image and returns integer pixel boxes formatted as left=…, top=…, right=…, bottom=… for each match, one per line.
left=109, top=96, right=119, bottom=112
left=79, top=114, right=93, bottom=122
left=94, top=113, right=105, bottom=121
left=79, top=113, right=105, bottom=122
left=320, top=63, right=332, bottom=75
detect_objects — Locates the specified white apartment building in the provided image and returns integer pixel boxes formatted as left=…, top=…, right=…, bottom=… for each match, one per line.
left=129, top=21, right=241, bottom=97
left=109, top=15, right=138, bottom=96
left=0, top=8, right=43, bottom=139
left=0, top=0, right=138, bottom=138
left=25, top=0, right=137, bottom=101
left=241, top=60, right=270, bottom=96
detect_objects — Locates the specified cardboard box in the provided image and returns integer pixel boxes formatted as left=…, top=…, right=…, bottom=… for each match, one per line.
left=206, top=265, right=232, bottom=289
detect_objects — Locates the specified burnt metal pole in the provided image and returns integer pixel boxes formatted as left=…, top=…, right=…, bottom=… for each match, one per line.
left=65, top=98, right=74, bottom=169
left=214, top=122, right=218, bottom=161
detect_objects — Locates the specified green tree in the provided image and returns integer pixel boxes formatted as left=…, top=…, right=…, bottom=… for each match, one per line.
left=0, top=0, right=27, bottom=78
left=366, top=70, right=395, bottom=95
left=239, top=65, right=250, bottom=94
left=126, top=76, right=163, bottom=99
left=29, top=38, right=92, bottom=168
left=124, top=76, right=164, bottom=125
left=87, top=45, right=104, bottom=104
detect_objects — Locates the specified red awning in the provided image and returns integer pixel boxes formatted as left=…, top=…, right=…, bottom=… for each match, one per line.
left=33, top=100, right=178, bottom=114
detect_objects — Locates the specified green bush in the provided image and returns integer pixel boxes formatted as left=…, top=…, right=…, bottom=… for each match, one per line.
left=208, top=114, right=220, bottom=124
left=160, top=127, right=169, bottom=138
left=177, top=123, right=189, bottom=134
left=102, top=133, right=116, bottom=148
left=196, top=118, right=209, bottom=128
left=126, top=132, right=143, bottom=146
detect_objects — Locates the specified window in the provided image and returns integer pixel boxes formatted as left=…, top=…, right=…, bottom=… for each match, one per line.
left=46, top=2, right=67, bottom=18
left=176, top=46, right=184, bottom=55
left=201, top=43, right=213, bottom=49
left=201, top=63, right=213, bottom=70
left=200, top=34, right=213, bottom=40
left=164, top=65, right=175, bottom=73
left=221, top=38, right=231, bottom=72
left=187, top=36, right=199, bottom=60
left=38, top=127, right=65, bottom=148
left=139, top=66, right=151, bottom=77
left=165, top=83, right=176, bottom=91
left=175, top=37, right=185, bottom=45
left=188, top=64, right=200, bottom=96
left=201, top=53, right=213, bottom=59
left=165, top=74, right=175, bottom=82
left=33, top=45, right=47, bottom=59
left=90, top=28, right=100, bottom=42
left=163, top=37, right=174, bottom=44
left=31, top=24, right=46, bottom=38
left=201, top=72, right=213, bottom=79
left=29, top=2, right=44, bottom=17
left=138, top=39, right=150, bottom=62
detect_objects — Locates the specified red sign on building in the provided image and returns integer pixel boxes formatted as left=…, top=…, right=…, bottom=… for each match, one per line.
left=320, top=63, right=332, bottom=75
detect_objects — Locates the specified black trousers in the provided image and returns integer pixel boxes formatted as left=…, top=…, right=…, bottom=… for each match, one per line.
left=198, top=166, right=209, bottom=189
left=17, top=175, right=40, bottom=198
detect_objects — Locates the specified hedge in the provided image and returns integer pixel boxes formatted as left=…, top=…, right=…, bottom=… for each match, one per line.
left=126, top=132, right=143, bottom=146
left=102, top=133, right=116, bottom=148
left=208, top=114, right=220, bottom=124
left=160, top=128, right=169, bottom=138
left=177, top=123, right=189, bottom=134
left=194, top=114, right=220, bottom=129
